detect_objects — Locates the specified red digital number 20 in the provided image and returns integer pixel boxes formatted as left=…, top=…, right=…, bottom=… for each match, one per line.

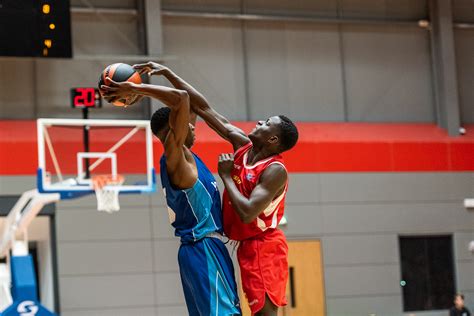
left=74, top=88, right=95, bottom=106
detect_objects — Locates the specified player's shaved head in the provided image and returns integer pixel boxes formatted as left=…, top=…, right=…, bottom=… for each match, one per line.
left=276, top=115, right=298, bottom=152
left=150, top=107, right=171, bottom=137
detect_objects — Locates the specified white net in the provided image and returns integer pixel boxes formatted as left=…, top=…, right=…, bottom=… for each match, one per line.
left=92, top=175, right=125, bottom=213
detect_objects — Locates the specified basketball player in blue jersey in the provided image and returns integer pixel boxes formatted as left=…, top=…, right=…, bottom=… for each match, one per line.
left=101, top=71, right=241, bottom=316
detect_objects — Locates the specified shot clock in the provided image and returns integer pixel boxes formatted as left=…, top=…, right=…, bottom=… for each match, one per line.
left=70, top=88, right=102, bottom=108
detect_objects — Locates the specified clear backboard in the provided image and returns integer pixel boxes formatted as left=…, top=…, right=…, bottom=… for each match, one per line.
left=37, top=118, right=156, bottom=200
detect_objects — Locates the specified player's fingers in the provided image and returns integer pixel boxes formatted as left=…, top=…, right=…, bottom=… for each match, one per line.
left=103, top=94, right=118, bottom=100
left=104, top=95, right=118, bottom=103
left=132, top=63, right=147, bottom=69
left=102, top=88, right=119, bottom=96
left=100, top=85, right=118, bottom=92
left=105, top=77, right=119, bottom=87
left=137, top=68, right=149, bottom=75
left=148, top=69, right=162, bottom=76
left=133, top=95, right=144, bottom=103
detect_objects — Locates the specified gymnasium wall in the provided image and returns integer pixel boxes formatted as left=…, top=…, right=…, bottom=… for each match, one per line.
left=0, top=0, right=472, bottom=123
left=162, top=18, right=434, bottom=122
left=455, top=28, right=474, bottom=124
left=1, top=171, right=473, bottom=316
left=0, top=0, right=473, bottom=315
left=1, top=120, right=473, bottom=315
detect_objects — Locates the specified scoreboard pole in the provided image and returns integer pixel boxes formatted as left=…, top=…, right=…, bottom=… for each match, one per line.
left=82, top=107, right=90, bottom=179
left=71, top=87, right=102, bottom=180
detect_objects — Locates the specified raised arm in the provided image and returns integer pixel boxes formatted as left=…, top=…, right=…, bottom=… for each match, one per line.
left=217, top=153, right=287, bottom=223
left=134, top=62, right=250, bottom=151
left=101, top=79, right=197, bottom=188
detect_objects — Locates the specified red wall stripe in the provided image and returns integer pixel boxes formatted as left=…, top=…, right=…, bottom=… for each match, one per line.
left=0, top=121, right=473, bottom=175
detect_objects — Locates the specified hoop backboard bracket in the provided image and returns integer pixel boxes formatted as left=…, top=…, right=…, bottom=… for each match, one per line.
left=36, top=118, right=156, bottom=200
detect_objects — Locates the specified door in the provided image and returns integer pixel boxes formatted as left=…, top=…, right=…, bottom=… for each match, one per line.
left=239, top=240, right=326, bottom=316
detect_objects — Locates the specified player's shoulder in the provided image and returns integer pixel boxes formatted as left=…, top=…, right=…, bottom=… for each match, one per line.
left=260, top=162, right=288, bottom=184
left=265, top=162, right=287, bottom=175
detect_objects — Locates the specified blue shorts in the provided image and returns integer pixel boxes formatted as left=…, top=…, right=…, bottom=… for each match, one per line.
left=178, top=237, right=241, bottom=316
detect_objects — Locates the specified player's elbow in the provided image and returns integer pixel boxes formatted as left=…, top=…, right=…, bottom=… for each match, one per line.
left=176, top=90, right=189, bottom=103
left=168, top=89, right=188, bottom=107
left=241, top=216, right=254, bottom=224
left=239, top=209, right=255, bottom=224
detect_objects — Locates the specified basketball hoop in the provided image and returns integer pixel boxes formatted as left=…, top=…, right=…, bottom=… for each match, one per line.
left=92, top=174, right=125, bottom=213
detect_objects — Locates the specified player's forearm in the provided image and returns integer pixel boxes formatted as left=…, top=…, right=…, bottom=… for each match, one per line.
left=131, top=83, right=187, bottom=109
left=161, top=69, right=249, bottom=150
left=161, top=69, right=210, bottom=113
left=160, top=70, right=231, bottom=133
left=221, top=175, right=257, bottom=224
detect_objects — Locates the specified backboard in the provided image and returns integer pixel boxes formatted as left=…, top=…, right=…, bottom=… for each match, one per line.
left=37, top=118, right=156, bottom=200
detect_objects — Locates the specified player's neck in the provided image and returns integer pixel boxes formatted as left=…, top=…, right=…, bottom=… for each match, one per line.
left=247, top=146, right=277, bottom=165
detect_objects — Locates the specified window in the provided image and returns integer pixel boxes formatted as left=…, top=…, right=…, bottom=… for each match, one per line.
left=399, top=235, right=455, bottom=311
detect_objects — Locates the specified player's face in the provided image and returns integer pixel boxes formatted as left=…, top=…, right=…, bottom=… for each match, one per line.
left=184, top=123, right=196, bottom=148
left=249, top=116, right=281, bottom=145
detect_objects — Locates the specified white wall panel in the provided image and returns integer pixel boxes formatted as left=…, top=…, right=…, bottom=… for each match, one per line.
left=154, top=273, right=186, bottom=305
left=323, top=234, right=399, bottom=265
left=455, top=29, right=474, bottom=123
left=245, top=22, right=345, bottom=121
left=163, top=17, right=247, bottom=120
left=325, top=264, right=400, bottom=297
left=343, top=25, right=434, bottom=122
left=57, top=241, right=153, bottom=275
left=56, top=208, right=152, bottom=241
left=59, top=274, right=155, bottom=309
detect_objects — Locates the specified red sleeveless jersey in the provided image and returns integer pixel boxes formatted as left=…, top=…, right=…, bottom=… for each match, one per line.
left=223, top=142, right=288, bottom=241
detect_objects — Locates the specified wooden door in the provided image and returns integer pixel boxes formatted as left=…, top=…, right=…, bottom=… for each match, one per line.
left=239, top=240, right=325, bottom=316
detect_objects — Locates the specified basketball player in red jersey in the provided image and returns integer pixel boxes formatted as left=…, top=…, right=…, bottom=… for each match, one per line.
left=216, top=118, right=297, bottom=316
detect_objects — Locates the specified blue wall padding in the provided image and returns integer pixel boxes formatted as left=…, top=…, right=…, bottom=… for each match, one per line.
left=10, top=255, right=37, bottom=301
left=1, top=300, right=57, bottom=316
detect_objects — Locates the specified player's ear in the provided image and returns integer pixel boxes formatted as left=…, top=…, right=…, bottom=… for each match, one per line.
left=268, top=135, right=279, bottom=144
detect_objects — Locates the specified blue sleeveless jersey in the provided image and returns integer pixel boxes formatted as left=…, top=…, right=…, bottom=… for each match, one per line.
left=160, top=153, right=223, bottom=243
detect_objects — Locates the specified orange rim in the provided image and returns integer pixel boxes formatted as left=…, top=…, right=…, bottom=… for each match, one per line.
left=92, top=174, right=124, bottom=190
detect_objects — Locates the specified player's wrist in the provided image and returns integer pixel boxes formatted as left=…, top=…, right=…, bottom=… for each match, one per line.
left=129, top=82, right=143, bottom=93
left=220, top=172, right=232, bottom=180
left=159, top=67, right=172, bottom=78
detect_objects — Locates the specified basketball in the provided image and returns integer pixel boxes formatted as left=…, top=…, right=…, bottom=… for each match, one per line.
left=98, top=63, right=142, bottom=106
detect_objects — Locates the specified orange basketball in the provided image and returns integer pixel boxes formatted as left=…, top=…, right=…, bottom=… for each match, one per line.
left=98, top=63, right=142, bottom=107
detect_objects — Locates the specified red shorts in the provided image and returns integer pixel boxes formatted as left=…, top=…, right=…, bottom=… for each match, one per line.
left=237, top=229, right=288, bottom=314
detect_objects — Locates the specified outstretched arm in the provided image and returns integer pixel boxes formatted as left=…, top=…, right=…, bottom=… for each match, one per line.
left=134, top=62, right=250, bottom=151
left=217, top=153, right=287, bottom=224
left=101, top=79, right=197, bottom=189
